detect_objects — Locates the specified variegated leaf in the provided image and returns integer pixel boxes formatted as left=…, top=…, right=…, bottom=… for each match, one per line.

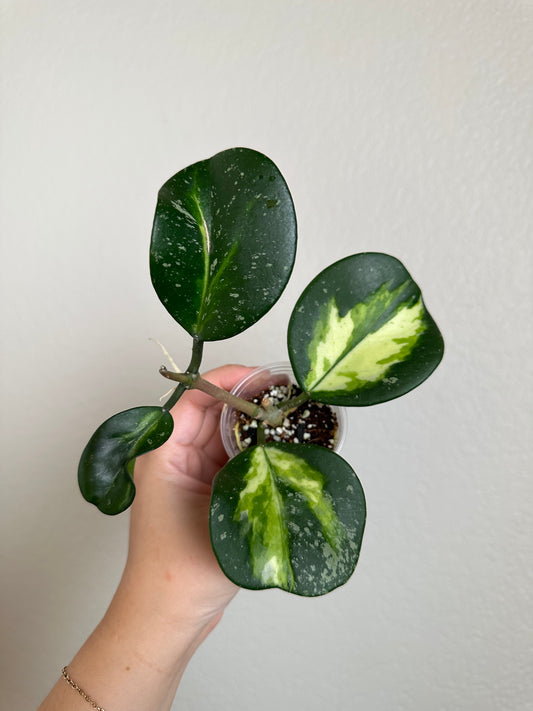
left=210, top=443, right=366, bottom=596
left=150, top=147, right=297, bottom=341
left=288, top=253, right=444, bottom=406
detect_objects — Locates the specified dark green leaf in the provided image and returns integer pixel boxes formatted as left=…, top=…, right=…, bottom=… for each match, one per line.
left=150, top=147, right=297, bottom=341
left=78, top=407, right=174, bottom=515
left=210, top=443, right=366, bottom=596
left=288, top=253, right=444, bottom=406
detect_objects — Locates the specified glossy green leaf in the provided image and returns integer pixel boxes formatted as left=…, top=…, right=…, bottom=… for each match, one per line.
left=150, top=147, right=297, bottom=341
left=210, top=443, right=366, bottom=596
left=288, top=253, right=444, bottom=406
left=78, top=407, right=174, bottom=515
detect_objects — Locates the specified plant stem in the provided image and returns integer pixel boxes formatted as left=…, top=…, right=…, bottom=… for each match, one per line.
left=256, top=423, right=266, bottom=445
left=188, top=336, right=204, bottom=374
left=276, top=390, right=310, bottom=413
left=161, top=367, right=296, bottom=426
left=162, top=337, right=204, bottom=411
left=160, top=368, right=266, bottom=419
left=160, top=348, right=313, bottom=427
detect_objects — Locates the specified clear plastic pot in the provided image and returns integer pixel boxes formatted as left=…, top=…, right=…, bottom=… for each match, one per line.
left=220, top=361, right=346, bottom=458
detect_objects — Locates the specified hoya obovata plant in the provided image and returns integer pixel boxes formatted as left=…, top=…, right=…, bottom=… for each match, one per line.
left=79, top=147, right=444, bottom=597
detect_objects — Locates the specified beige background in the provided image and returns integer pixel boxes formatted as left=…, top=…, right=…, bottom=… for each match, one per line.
left=1, top=1, right=532, bottom=709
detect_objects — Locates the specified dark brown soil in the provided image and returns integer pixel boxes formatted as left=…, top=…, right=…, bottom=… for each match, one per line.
left=234, top=384, right=338, bottom=451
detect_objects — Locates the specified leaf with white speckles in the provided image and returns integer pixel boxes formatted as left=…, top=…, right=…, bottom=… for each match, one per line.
left=150, top=148, right=297, bottom=341
left=288, top=253, right=444, bottom=406
left=210, top=443, right=366, bottom=596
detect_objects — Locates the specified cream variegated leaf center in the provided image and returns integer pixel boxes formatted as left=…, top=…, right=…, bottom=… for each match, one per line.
left=305, top=282, right=427, bottom=394
left=265, top=448, right=345, bottom=552
left=234, top=447, right=293, bottom=590
left=234, top=447, right=346, bottom=591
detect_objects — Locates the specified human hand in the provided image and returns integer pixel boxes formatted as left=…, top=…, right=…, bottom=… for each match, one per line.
left=39, top=365, right=254, bottom=711
left=118, top=364, right=253, bottom=632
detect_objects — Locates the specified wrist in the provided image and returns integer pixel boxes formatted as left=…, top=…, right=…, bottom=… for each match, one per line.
left=51, top=579, right=219, bottom=711
left=105, top=571, right=221, bottom=674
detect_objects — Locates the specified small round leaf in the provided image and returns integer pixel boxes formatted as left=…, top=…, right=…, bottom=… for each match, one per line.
left=288, top=253, right=444, bottom=406
left=78, top=407, right=174, bottom=515
left=150, top=147, right=297, bottom=341
left=210, top=443, right=366, bottom=597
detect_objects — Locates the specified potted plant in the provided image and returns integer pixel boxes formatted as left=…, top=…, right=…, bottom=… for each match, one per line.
left=78, top=147, right=444, bottom=597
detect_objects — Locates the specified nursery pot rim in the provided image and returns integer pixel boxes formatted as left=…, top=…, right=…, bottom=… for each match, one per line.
left=220, top=361, right=347, bottom=458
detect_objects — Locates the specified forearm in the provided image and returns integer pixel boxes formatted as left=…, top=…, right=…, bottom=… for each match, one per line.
left=38, top=367, right=246, bottom=711
left=38, top=575, right=220, bottom=711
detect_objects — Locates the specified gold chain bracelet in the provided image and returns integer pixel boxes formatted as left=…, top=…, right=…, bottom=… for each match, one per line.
left=61, top=666, right=106, bottom=711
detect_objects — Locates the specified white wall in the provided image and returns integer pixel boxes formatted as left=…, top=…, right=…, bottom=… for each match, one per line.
left=1, top=1, right=532, bottom=709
